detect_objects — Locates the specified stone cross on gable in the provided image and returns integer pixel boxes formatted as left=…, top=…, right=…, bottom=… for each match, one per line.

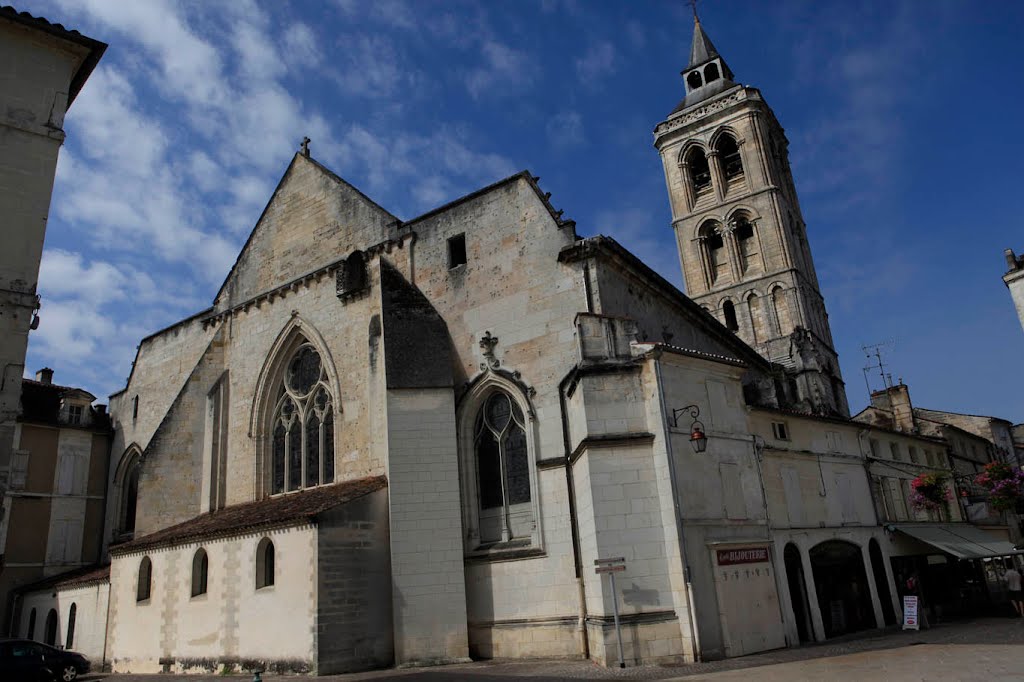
left=300, top=136, right=311, bottom=157
left=480, top=331, right=500, bottom=370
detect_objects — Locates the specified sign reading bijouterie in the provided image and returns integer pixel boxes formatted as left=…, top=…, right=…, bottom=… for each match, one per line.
left=716, top=547, right=769, bottom=566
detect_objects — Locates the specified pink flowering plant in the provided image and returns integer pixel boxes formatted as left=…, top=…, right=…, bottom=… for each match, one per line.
left=975, top=462, right=1024, bottom=511
left=909, top=472, right=952, bottom=512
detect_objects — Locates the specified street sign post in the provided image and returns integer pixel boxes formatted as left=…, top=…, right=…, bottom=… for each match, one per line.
left=595, top=557, right=627, bottom=668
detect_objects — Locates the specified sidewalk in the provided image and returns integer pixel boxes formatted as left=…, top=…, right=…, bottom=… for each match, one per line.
left=91, top=616, right=1024, bottom=681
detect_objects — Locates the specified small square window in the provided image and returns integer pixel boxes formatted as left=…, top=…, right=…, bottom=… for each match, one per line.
left=771, top=422, right=789, bottom=441
left=448, top=234, right=467, bottom=269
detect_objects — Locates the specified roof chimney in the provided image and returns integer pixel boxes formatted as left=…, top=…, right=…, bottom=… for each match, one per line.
left=887, top=382, right=915, bottom=433
left=35, top=368, right=53, bottom=385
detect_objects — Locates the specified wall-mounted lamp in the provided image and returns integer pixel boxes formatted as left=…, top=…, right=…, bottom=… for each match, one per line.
left=670, top=404, right=707, bottom=453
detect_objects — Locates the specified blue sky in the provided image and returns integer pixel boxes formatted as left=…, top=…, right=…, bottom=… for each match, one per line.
left=19, top=0, right=1024, bottom=421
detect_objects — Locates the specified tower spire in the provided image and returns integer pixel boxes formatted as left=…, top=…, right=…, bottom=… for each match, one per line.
left=687, top=11, right=722, bottom=70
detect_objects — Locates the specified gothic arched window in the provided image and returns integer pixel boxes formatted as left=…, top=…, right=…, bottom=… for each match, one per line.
left=747, top=293, right=768, bottom=343
left=271, top=344, right=335, bottom=494
left=475, top=391, right=531, bottom=544
left=685, top=146, right=712, bottom=195
left=44, top=609, right=57, bottom=646
left=716, top=133, right=744, bottom=180
left=115, top=447, right=141, bottom=538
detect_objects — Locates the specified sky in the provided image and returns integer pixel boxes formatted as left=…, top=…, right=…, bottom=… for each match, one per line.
left=18, top=0, right=1024, bottom=422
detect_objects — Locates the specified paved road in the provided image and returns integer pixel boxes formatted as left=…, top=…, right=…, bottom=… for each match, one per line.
left=88, top=616, right=1024, bottom=681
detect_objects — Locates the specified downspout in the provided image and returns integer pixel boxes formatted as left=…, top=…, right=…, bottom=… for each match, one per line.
left=559, top=368, right=588, bottom=659
left=652, top=353, right=701, bottom=662
left=859, top=429, right=884, bottom=526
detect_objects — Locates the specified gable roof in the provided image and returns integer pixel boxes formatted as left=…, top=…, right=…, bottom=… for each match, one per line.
left=110, top=475, right=387, bottom=556
left=212, top=152, right=399, bottom=306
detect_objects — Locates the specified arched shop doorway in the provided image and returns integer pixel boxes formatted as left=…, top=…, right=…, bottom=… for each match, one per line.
left=810, top=541, right=876, bottom=638
left=784, top=543, right=813, bottom=643
left=869, top=538, right=897, bottom=626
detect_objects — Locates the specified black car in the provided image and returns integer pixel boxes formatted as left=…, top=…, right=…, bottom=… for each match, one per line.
left=0, top=639, right=90, bottom=681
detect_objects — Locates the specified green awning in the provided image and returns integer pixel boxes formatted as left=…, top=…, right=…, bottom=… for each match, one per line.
left=894, top=523, right=1023, bottom=560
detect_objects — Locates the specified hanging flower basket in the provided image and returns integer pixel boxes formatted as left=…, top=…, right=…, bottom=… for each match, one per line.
left=909, top=472, right=952, bottom=512
left=975, top=462, right=1024, bottom=511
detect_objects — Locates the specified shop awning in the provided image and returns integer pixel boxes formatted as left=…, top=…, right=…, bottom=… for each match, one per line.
left=893, top=523, right=1024, bottom=560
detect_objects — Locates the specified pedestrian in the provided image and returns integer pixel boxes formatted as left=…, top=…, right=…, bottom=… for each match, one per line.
left=1004, top=564, right=1023, bottom=617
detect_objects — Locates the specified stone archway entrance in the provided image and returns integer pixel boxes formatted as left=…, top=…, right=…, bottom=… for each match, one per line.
left=869, top=538, right=897, bottom=626
left=784, top=543, right=813, bottom=643
left=809, top=541, right=876, bottom=638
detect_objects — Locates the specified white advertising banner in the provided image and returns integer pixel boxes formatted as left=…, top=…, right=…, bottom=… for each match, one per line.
left=902, top=595, right=919, bottom=630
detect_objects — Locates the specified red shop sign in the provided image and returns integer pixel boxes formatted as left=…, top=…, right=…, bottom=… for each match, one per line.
left=716, top=547, right=769, bottom=566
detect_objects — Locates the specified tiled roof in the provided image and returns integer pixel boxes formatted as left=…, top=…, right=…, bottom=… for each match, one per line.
left=110, top=475, right=387, bottom=555
left=0, top=5, right=107, bottom=105
left=16, top=564, right=110, bottom=595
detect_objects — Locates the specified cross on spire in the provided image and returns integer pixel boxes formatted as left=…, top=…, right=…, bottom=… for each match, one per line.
left=300, top=136, right=311, bottom=157
left=688, top=0, right=699, bottom=22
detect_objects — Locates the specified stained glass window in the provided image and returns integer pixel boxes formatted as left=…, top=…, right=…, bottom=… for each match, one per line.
left=474, top=390, right=532, bottom=540
left=270, top=342, right=336, bottom=494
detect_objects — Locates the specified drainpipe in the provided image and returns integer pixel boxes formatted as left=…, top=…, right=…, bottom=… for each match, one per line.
left=652, top=353, right=701, bottom=662
left=559, top=368, right=588, bottom=659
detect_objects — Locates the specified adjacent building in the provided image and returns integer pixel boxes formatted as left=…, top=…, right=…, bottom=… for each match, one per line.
left=1, top=370, right=112, bottom=651
left=0, top=5, right=105, bottom=571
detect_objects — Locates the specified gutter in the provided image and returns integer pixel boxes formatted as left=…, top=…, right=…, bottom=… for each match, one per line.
left=558, top=367, right=589, bottom=659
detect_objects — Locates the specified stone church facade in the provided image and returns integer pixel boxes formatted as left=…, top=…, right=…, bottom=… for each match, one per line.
left=33, top=14, right=1018, bottom=676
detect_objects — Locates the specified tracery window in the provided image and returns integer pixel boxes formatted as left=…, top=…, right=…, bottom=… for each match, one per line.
left=271, top=344, right=335, bottom=494
left=474, top=391, right=532, bottom=545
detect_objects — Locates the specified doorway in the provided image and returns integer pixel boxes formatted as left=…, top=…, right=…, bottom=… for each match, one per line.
left=809, top=541, right=876, bottom=638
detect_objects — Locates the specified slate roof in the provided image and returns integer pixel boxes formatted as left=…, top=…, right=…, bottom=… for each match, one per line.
left=688, top=17, right=721, bottom=69
left=110, top=475, right=387, bottom=555
left=0, top=5, right=107, bottom=106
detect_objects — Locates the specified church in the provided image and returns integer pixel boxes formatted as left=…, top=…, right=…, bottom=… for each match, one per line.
left=17, top=14, right=994, bottom=675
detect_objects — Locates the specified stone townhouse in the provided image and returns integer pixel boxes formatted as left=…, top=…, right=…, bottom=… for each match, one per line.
left=21, top=12, right=1024, bottom=675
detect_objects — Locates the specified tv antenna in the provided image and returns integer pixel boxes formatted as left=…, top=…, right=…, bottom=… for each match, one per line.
left=861, top=340, right=897, bottom=394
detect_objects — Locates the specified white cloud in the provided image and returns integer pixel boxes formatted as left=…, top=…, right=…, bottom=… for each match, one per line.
left=283, top=23, right=320, bottom=68
left=575, top=41, right=617, bottom=84
left=546, top=111, right=585, bottom=148
left=466, top=41, right=534, bottom=99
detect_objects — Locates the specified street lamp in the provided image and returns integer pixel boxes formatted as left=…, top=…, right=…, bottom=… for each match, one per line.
left=670, top=404, right=708, bottom=453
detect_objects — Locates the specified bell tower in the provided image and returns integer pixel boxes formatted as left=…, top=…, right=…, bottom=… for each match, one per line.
left=654, top=14, right=849, bottom=416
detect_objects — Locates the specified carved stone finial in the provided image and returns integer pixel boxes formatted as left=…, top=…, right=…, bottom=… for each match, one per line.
left=300, top=136, right=311, bottom=157
left=479, top=331, right=500, bottom=370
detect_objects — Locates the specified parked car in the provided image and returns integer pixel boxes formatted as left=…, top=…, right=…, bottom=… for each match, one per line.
left=0, top=639, right=90, bottom=681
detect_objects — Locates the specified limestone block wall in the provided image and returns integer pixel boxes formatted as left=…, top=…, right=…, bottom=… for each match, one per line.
left=384, top=388, right=468, bottom=665
left=109, top=525, right=316, bottom=674
left=215, top=155, right=397, bottom=311
left=316, top=488, right=393, bottom=674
